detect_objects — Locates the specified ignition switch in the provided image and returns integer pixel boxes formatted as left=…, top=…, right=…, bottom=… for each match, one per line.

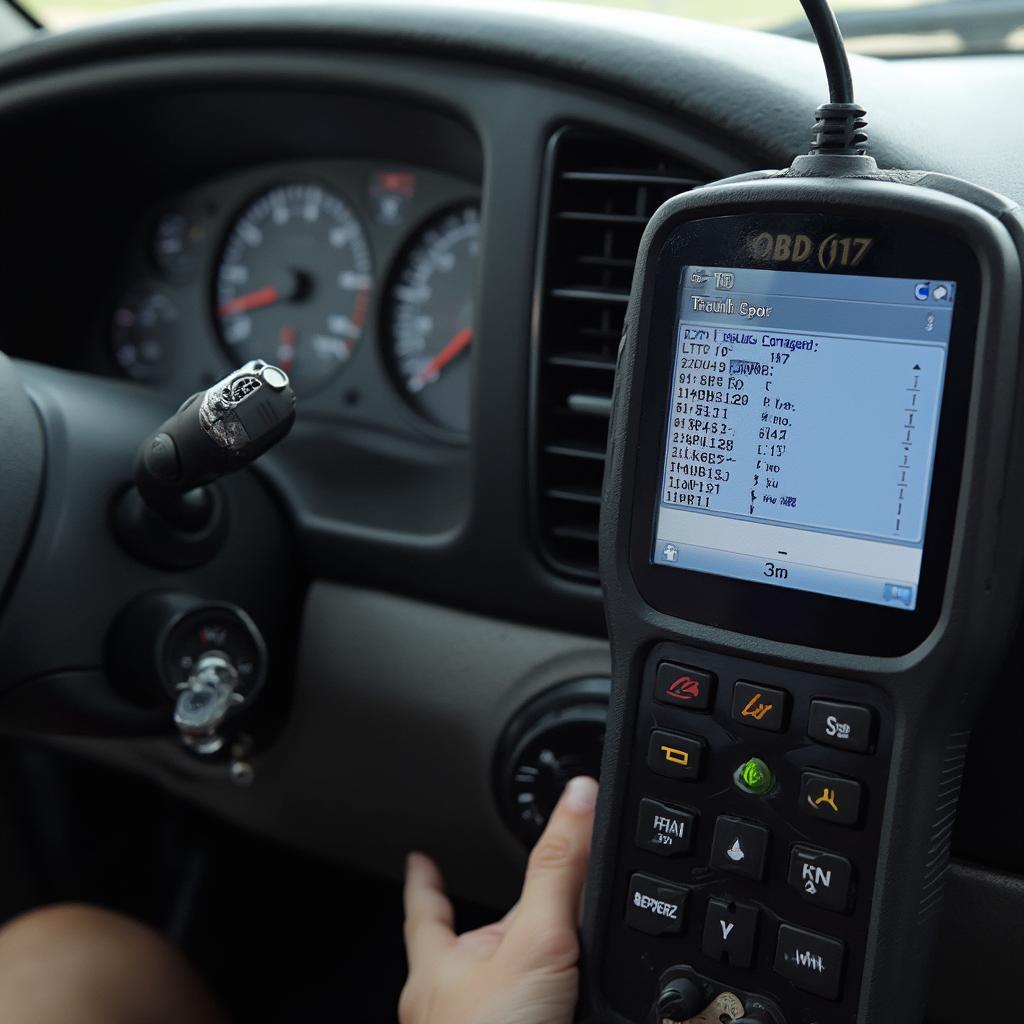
left=109, top=592, right=267, bottom=755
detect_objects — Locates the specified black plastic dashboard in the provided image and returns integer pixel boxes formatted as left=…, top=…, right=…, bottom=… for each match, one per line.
left=0, top=6, right=1021, bottom=1012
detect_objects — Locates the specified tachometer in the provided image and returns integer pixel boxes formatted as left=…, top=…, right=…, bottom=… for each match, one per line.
left=215, top=183, right=372, bottom=395
left=384, top=203, right=479, bottom=435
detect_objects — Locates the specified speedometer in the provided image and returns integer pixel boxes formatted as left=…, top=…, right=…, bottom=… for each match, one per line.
left=215, top=183, right=372, bottom=395
left=384, top=203, right=479, bottom=435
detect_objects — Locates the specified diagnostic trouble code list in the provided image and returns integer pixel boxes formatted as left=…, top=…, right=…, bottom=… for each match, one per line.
left=653, top=266, right=956, bottom=609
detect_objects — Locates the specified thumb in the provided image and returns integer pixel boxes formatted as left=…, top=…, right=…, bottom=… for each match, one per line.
left=502, top=775, right=599, bottom=970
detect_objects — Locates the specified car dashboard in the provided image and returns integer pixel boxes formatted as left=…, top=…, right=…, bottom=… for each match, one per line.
left=0, top=4, right=1022, bottom=1019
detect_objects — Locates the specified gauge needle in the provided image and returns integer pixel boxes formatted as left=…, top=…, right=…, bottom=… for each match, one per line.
left=278, top=326, right=297, bottom=373
left=217, top=285, right=282, bottom=318
left=412, top=327, right=473, bottom=392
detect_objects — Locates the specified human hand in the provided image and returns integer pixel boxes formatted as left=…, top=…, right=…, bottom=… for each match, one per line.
left=400, top=775, right=599, bottom=1024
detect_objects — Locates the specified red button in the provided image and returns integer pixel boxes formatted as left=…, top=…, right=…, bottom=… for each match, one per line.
left=654, top=662, right=715, bottom=711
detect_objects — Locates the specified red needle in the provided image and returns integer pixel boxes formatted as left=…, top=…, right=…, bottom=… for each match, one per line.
left=412, top=327, right=473, bottom=391
left=218, top=285, right=281, bottom=318
left=278, top=326, right=297, bottom=373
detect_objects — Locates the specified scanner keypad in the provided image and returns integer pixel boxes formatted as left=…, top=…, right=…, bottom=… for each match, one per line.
left=612, top=642, right=890, bottom=1022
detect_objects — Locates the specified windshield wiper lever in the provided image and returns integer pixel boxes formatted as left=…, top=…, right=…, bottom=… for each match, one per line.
left=115, top=360, right=296, bottom=568
left=135, top=359, right=295, bottom=524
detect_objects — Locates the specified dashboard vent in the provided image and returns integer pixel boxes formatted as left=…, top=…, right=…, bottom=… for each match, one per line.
left=533, top=129, right=704, bottom=579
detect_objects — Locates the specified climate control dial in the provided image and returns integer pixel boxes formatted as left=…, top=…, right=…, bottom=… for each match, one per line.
left=495, top=678, right=609, bottom=846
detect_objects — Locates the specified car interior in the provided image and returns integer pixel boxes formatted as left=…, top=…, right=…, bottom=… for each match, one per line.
left=0, top=1, right=1022, bottom=1021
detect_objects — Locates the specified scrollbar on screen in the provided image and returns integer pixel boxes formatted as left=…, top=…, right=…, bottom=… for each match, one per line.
left=652, top=266, right=956, bottom=611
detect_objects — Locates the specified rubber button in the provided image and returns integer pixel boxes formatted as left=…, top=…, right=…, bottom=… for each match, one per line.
left=774, top=923, right=845, bottom=1000
left=625, top=873, right=687, bottom=936
left=647, top=730, right=703, bottom=781
left=788, top=845, right=854, bottom=912
left=734, top=756, right=774, bottom=795
left=808, top=700, right=874, bottom=753
left=636, top=798, right=696, bottom=856
left=654, top=662, right=715, bottom=710
left=143, top=432, right=181, bottom=483
left=731, top=681, right=787, bottom=732
left=702, top=898, right=759, bottom=968
left=709, top=815, right=770, bottom=880
left=799, top=771, right=863, bottom=827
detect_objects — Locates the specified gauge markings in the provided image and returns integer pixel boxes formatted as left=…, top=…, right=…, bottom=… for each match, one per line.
left=215, top=183, right=372, bottom=395
left=385, top=203, right=479, bottom=435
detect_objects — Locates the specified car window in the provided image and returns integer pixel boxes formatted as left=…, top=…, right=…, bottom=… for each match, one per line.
left=15, top=0, right=1024, bottom=57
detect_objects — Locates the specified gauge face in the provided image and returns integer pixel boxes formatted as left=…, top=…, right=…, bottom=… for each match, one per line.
left=385, top=203, right=479, bottom=435
left=111, top=288, right=177, bottom=381
left=215, top=183, right=373, bottom=395
left=153, top=210, right=207, bottom=279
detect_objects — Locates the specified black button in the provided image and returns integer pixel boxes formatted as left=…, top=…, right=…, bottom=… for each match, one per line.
left=654, top=662, right=715, bottom=711
left=702, top=898, right=759, bottom=968
left=636, top=798, right=696, bottom=856
left=625, top=872, right=688, bottom=936
left=799, top=770, right=863, bottom=827
left=808, top=700, right=874, bottom=753
left=774, top=923, right=845, bottom=1000
left=788, top=846, right=853, bottom=912
left=709, top=816, right=770, bottom=880
left=731, top=681, right=787, bottom=732
left=648, top=730, right=704, bottom=781
left=143, top=432, right=181, bottom=482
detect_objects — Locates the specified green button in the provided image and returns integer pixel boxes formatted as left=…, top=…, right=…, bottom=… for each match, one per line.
left=734, top=757, right=774, bottom=795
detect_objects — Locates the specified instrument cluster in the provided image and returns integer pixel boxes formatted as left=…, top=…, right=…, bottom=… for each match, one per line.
left=104, top=160, right=480, bottom=442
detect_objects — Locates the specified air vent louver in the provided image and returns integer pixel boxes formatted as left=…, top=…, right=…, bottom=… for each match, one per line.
left=533, top=129, right=704, bottom=579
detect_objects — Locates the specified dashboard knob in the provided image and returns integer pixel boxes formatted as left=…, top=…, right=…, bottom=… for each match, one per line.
left=494, top=678, right=609, bottom=845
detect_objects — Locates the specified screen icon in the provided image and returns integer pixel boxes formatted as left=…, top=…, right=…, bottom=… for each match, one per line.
left=914, top=281, right=931, bottom=301
left=932, top=283, right=949, bottom=301
left=662, top=543, right=679, bottom=563
left=688, top=268, right=709, bottom=288
left=883, top=583, right=914, bottom=606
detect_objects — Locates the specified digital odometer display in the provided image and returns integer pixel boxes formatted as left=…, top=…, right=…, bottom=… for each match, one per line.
left=215, top=183, right=373, bottom=395
left=652, top=267, right=957, bottom=611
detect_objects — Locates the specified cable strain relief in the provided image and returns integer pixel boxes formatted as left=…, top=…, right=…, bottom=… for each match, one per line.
left=810, top=102, right=868, bottom=155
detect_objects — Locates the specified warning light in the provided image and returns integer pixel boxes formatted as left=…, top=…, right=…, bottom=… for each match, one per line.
left=734, top=757, right=774, bottom=795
